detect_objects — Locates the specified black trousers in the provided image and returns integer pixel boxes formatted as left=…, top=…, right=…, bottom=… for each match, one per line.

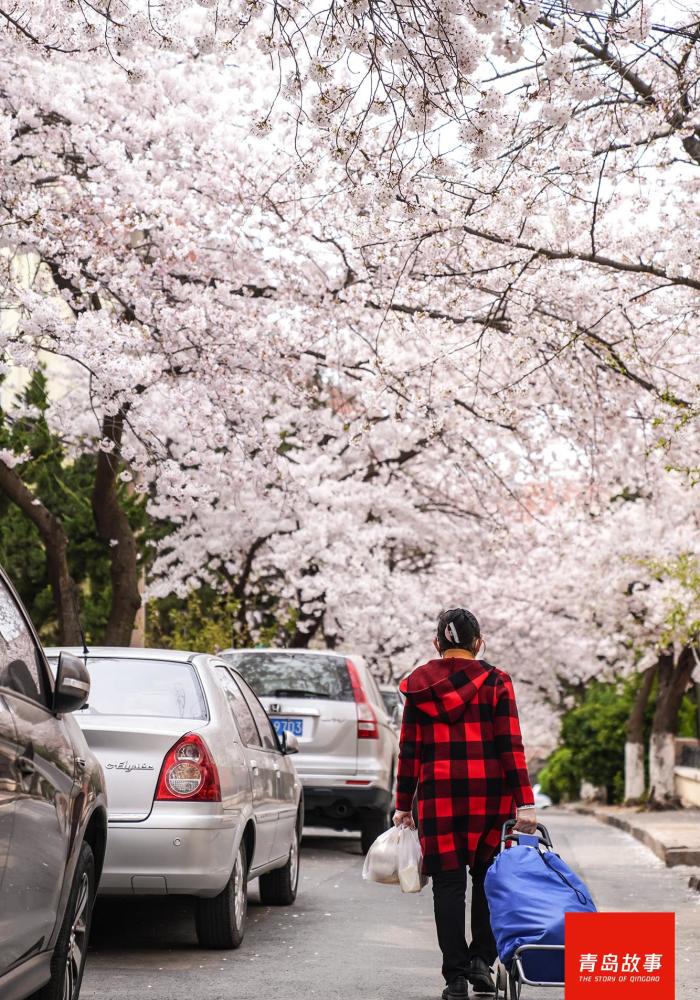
left=432, top=860, right=497, bottom=985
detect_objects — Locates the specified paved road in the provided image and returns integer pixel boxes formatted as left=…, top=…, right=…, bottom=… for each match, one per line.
left=81, top=811, right=700, bottom=1000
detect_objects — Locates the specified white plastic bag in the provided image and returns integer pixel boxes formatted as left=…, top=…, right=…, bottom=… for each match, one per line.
left=362, top=827, right=401, bottom=884
left=397, top=827, right=426, bottom=893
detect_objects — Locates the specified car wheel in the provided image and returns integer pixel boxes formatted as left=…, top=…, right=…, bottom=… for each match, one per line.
left=259, top=813, right=301, bottom=906
left=32, top=841, right=95, bottom=1000
left=195, top=840, right=248, bottom=949
left=360, top=807, right=390, bottom=854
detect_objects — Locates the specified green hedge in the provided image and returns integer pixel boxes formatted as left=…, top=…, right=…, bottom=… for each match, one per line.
left=538, top=675, right=698, bottom=804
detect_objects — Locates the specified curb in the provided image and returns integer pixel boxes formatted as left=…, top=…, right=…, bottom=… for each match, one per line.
left=567, top=805, right=700, bottom=868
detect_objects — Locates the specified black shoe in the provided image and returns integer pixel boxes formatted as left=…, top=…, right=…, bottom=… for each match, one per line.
left=441, top=977, right=469, bottom=1000
left=467, top=958, right=495, bottom=995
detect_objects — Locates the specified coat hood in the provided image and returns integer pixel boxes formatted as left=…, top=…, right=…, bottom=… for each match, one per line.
left=399, top=657, right=493, bottom=722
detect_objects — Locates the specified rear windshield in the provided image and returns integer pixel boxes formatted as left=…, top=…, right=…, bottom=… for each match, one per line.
left=53, top=658, right=208, bottom=719
left=222, top=652, right=353, bottom=701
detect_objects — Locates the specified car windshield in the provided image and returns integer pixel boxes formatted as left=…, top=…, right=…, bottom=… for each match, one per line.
left=222, top=652, right=354, bottom=701
left=51, top=657, right=208, bottom=719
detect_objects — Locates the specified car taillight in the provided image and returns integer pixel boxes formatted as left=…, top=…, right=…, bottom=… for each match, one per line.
left=155, top=733, right=221, bottom=802
left=346, top=659, right=379, bottom=740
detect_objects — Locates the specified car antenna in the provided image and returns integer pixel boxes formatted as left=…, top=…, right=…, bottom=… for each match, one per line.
left=79, top=622, right=90, bottom=658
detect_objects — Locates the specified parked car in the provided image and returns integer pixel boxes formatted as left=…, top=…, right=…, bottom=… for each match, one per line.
left=533, top=783, right=552, bottom=809
left=0, top=566, right=107, bottom=1000
left=378, top=682, right=404, bottom=727
left=220, top=649, right=398, bottom=853
left=45, top=647, right=303, bottom=949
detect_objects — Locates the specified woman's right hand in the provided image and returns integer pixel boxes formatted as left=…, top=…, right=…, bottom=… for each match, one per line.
left=513, top=807, right=538, bottom=834
left=393, top=810, right=415, bottom=829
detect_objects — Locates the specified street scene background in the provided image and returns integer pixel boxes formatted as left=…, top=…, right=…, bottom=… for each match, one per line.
left=1, top=1, right=700, bottom=998
left=82, top=814, right=700, bottom=999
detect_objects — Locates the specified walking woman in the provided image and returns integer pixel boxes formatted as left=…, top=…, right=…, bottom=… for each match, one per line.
left=393, top=608, right=537, bottom=1000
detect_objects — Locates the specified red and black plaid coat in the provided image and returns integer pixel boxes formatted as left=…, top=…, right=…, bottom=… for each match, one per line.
left=395, top=656, right=534, bottom=875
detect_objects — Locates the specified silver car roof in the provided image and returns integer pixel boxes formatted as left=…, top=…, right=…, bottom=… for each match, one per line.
left=220, top=647, right=365, bottom=662
left=44, top=646, right=206, bottom=664
left=46, top=646, right=363, bottom=661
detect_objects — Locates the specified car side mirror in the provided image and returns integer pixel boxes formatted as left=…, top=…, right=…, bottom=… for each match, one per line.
left=282, top=731, right=299, bottom=755
left=54, top=652, right=90, bottom=714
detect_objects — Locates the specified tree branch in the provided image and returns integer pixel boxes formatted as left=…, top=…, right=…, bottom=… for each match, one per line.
left=0, top=458, right=82, bottom=643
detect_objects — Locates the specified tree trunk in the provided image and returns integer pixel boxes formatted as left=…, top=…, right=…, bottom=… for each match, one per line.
left=290, top=612, right=323, bottom=648
left=648, top=646, right=696, bottom=808
left=92, top=410, right=142, bottom=646
left=624, top=663, right=657, bottom=803
left=0, top=458, right=82, bottom=644
left=130, top=567, right=146, bottom=645
left=290, top=591, right=325, bottom=648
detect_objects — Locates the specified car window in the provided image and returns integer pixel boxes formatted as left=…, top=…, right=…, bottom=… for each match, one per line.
left=0, top=578, right=47, bottom=706
left=362, top=668, right=384, bottom=709
left=215, top=666, right=261, bottom=747
left=381, top=689, right=401, bottom=713
left=52, top=658, right=207, bottom=719
left=222, top=651, right=353, bottom=701
left=232, top=672, right=280, bottom=752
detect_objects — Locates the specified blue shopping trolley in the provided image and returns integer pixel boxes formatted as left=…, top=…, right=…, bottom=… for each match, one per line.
left=485, top=821, right=596, bottom=998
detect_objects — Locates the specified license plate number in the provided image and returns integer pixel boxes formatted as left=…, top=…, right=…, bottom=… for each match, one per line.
left=272, top=718, right=304, bottom=737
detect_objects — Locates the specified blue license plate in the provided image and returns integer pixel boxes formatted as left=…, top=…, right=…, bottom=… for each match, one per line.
left=272, top=718, right=303, bottom=737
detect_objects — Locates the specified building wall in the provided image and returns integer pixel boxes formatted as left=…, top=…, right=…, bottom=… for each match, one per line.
left=675, top=766, right=700, bottom=808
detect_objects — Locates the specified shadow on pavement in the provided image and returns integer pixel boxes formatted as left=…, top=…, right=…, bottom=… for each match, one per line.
left=302, top=827, right=364, bottom=856
left=89, top=880, right=274, bottom=951
left=88, top=834, right=356, bottom=951
left=90, top=895, right=199, bottom=950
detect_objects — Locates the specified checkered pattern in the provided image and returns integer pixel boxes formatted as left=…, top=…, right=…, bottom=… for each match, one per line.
left=396, top=658, right=534, bottom=875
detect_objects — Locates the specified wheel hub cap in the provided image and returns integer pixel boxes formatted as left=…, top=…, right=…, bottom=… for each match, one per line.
left=234, top=847, right=247, bottom=926
left=289, top=831, right=299, bottom=888
left=64, top=872, right=89, bottom=1000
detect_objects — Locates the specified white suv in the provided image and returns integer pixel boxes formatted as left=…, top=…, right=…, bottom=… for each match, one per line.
left=221, top=649, right=398, bottom=852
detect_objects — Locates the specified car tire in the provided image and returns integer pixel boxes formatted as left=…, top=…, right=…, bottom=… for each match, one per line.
left=195, top=840, right=248, bottom=949
left=32, top=841, right=95, bottom=1000
left=259, top=813, right=301, bottom=906
left=360, top=807, right=390, bottom=854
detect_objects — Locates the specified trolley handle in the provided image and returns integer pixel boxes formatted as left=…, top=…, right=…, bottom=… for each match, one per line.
left=500, top=820, right=553, bottom=851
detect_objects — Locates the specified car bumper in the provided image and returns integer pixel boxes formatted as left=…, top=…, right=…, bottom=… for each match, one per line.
left=301, top=775, right=392, bottom=819
left=99, top=805, right=239, bottom=897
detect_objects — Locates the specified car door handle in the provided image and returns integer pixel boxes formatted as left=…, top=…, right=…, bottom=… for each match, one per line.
left=249, top=760, right=259, bottom=773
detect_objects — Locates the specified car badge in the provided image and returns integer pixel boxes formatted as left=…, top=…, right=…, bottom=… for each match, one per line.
left=268, top=703, right=282, bottom=714
left=106, top=761, right=155, bottom=772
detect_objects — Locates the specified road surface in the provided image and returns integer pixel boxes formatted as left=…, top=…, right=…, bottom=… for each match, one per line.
left=81, top=811, right=700, bottom=1000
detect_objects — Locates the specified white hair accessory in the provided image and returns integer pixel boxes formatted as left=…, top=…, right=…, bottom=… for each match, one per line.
left=445, top=621, right=460, bottom=644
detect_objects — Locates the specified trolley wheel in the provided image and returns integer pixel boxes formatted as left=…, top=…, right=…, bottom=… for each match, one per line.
left=495, top=962, right=508, bottom=998
left=509, top=970, right=521, bottom=1000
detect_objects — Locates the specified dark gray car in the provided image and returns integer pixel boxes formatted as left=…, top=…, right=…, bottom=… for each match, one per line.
left=0, top=566, right=107, bottom=1000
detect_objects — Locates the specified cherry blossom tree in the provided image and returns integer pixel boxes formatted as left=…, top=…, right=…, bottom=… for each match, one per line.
left=1, top=0, right=698, bottom=767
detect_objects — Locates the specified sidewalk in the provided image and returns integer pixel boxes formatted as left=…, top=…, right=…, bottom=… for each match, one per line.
left=568, top=804, right=700, bottom=872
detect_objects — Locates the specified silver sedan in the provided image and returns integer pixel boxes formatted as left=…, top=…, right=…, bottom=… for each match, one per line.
left=45, top=646, right=303, bottom=949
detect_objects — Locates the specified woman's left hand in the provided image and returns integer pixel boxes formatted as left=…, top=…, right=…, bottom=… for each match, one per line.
left=393, top=810, right=415, bottom=829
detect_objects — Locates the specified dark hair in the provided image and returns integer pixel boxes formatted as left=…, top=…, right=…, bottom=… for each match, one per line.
left=436, top=608, right=481, bottom=653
